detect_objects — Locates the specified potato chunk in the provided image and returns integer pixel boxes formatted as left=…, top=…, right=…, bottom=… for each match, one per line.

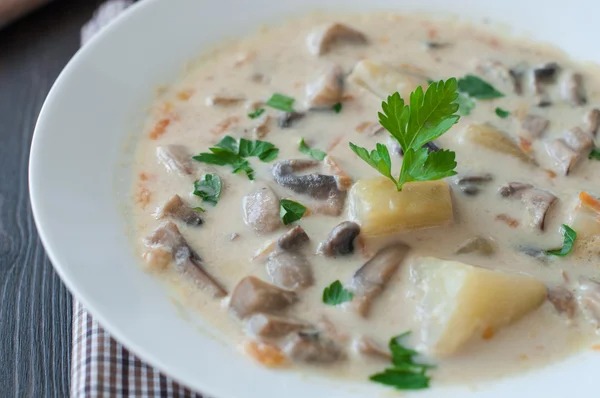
left=411, top=257, right=546, bottom=356
left=349, top=177, right=453, bottom=236
left=462, top=124, right=537, bottom=165
left=348, top=59, right=427, bottom=100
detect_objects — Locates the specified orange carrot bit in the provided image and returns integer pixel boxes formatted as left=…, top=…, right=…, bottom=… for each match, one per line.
left=488, top=37, right=502, bottom=49
left=326, top=134, right=344, bottom=152
left=427, top=28, right=438, bottom=40
left=325, top=155, right=350, bottom=179
left=244, top=341, right=287, bottom=368
left=379, top=36, right=390, bottom=44
left=518, top=137, right=533, bottom=153
left=293, top=81, right=303, bottom=89
left=176, top=89, right=195, bottom=101
left=341, top=94, right=355, bottom=102
left=520, top=354, right=529, bottom=361
left=210, top=116, right=240, bottom=135
left=591, top=344, right=600, bottom=351
left=481, top=327, right=495, bottom=340
left=580, top=191, right=600, bottom=213
left=544, top=169, right=557, bottom=179
left=495, top=214, right=519, bottom=228
left=355, top=121, right=372, bottom=133
left=139, top=172, right=149, bottom=181
left=149, top=118, right=171, bottom=140
left=134, top=185, right=151, bottom=209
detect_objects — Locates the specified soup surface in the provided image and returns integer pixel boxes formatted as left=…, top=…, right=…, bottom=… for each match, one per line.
left=131, top=12, right=600, bottom=387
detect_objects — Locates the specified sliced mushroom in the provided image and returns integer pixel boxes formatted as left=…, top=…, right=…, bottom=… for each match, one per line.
left=277, top=225, right=310, bottom=251
left=243, top=185, right=281, bottom=234
left=455, top=173, right=493, bottom=196
left=317, top=221, right=360, bottom=257
left=277, top=111, right=305, bottom=128
left=518, top=246, right=547, bottom=261
left=455, top=236, right=495, bottom=255
left=576, top=277, right=600, bottom=329
left=252, top=115, right=272, bottom=139
left=423, top=41, right=450, bottom=50
left=521, top=114, right=549, bottom=138
left=282, top=330, right=345, bottom=364
left=158, top=195, right=203, bottom=226
left=533, top=62, right=560, bottom=83
left=548, top=286, right=576, bottom=319
left=546, top=127, right=594, bottom=175
left=348, top=244, right=410, bottom=316
left=229, top=276, right=297, bottom=319
left=245, top=313, right=309, bottom=339
left=498, top=183, right=556, bottom=230
left=561, top=72, right=586, bottom=106
left=583, top=108, right=600, bottom=136
left=143, top=222, right=227, bottom=297
left=498, top=182, right=533, bottom=198
left=306, top=23, right=367, bottom=56
left=348, top=59, right=428, bottom=100
left=305, top=64, right=344, bottom=110
left=266, top=250, right=313, bottom=291
left=355, top=336, right=391, bottom=360
left=156, top=145, right=194, bottom=176
left=272, top=159, right=348, bottom=215
left=475, top=59, right=522, bottom=94
left=205, top=93, right=245, bottom=107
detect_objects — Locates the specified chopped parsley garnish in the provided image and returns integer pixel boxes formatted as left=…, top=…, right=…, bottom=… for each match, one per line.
left=322, top=280, right=354, bottom=305
left=495, top=107, right=510, bottom=118
left=589, top=147, right=600, bottom=160
left=332, top=102, right=343, bottom=113
left=369, top=331, right=433, bottom=390
left=299, top=138, right=327, bottom=161
left=247, top=108, right=265, bottom=119
left=193, top=136, right=279, bottom=180
left=457, top=74, right=504, bottom=99
left=265, top=93, right=295, bottom=112
left=193, top=174, right=222, bottom=205
left=192, top=206, right=205, bottom=213
left=455, top=92, right=475, bottom=116
left=546, top=224, right=577, bottom=256
left=349, top=79, right=460, bottom=191
left=279, top=199, right=306, bottom=225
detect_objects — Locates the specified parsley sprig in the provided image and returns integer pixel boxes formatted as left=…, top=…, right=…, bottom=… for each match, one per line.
left=370, top=331, right=433, bottom=390
left=299, top=138, right=327, bottom=161
left=349, top=79, right=460, bottom=191
left=279, top=199, right=306, bottom=225
left=322, top=280, right=353, bottom=305
left=193, top=174, right=222, bottom=205
left=193, top=136, right=279, bottom=180
left=589, top=148, right=600, bottom=160
left=546, top=224, right=577, bottom=256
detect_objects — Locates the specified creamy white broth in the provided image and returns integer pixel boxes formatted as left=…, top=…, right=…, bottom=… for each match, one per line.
left=131, top=12, right=600, bottom=385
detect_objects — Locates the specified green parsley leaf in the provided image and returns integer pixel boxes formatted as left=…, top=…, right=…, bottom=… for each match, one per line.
left=369, top=331, right=433, bottom=390
left=350, top=79, right=461, bottom=191
left=279, top=199, right=306, bottom=225
left=332, top=103, right=343, bottom=113
left=215, top=135, right=238, bottom=153
left=192, top=206, right=205, bottom=212
left=589, top=148, right=600, bottom=160
left=322, top=280, right=354, bottom=305
left=299, top=138, right=327, bottom=161
left=458, top=75, right=504, bottom=99
left=546, top=224, right=577, bottom=256
left=265, top=93, right=295, bottom=112
left=247, top=108, right=265, bottom=119
left=194, top=147, right=255, bottom=180
left=455, top=92, right=475, bottom=116
left=193, top=174, right=222, bottom=205
left=238, top=138, right=279, bottom=162
left=495, top=107, right=510, bottom=118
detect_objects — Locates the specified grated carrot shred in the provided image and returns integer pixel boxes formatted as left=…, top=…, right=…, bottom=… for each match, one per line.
left=580, top=191, right=600, bottom=213
left=244, top=341, right=287, bottom=368
left=149, top=118, right=171, bottom=140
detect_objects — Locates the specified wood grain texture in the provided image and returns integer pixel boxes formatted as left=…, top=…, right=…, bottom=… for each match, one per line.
left=0, top=1, right=105, bottom=396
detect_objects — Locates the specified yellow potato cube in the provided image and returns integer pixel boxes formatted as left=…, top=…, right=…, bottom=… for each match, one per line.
left=411, top=257, right=547, bottom=356
left=349, top=177, right=453, bottom=236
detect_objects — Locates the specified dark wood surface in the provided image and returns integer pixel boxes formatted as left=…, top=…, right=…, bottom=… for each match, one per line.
left=0, top=1, right=106, bottom=396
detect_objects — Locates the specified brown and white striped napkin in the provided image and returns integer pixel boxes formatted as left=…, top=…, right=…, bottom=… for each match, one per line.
left=71, top=2, right=204, bottom=397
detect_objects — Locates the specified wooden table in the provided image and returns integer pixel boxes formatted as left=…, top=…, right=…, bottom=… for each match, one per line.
left=0, top=1, right=106, bottom=395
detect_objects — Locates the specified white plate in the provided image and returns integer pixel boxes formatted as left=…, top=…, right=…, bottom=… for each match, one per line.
left=29, top=0, right=600, bottom=396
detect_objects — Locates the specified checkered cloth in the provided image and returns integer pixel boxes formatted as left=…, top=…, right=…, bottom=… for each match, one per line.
left=71, top=2, right=204, bottom=397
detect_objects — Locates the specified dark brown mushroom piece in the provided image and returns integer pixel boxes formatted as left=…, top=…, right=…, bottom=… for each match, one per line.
left=143, top=222, right=227, bottom=297
left=548, top=286, right=576, bottom=319
left=521, top=114, right=550, bottom=138
left=499, top=183, right=556, bottom=230
left=271, top=159, right=348, bottom=216
left=245, top=313, right=309, bottom=339
left=498, top=182, right=533, bottom=198
left=561, top=72, right=586, bottom=106
left=531, top=63, right=559, bottom=106
left=158, top=194, right=203, bottom=226
left=317, top=221, right=360, bottom=257
left=306, top=23, right=367, bottom=56
left=156, top=145, right=195, bottom=176
left=355, top=336, right=391, bottom=360
left=348, top=243, right=410, bottom=316
left=282, top=330, right=345, bottom=364
left=229, top=276, right=297, bottom=319
left=205, top=93, right=245, bottom=107
left=576, top=277, right=600, bottom=329
left=455, top=173, right=493, bottom=196
left=583, top=108, right=600, bottom=136
left=277, top=111, right=305, bottom=128
left=546, top=127, right=594, bottom=175
left=305, top=64, right=344, bottom=110
left=277, top=225, right=310, bottom=251
left=422, top=41, right=450, bottom=50
left=242, top=185, right=281, bottom=234
left=455, top=236, right=495, bottom=255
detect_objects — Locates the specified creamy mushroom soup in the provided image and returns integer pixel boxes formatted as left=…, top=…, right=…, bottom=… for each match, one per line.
left=131, top=12, right=600, bottom=388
